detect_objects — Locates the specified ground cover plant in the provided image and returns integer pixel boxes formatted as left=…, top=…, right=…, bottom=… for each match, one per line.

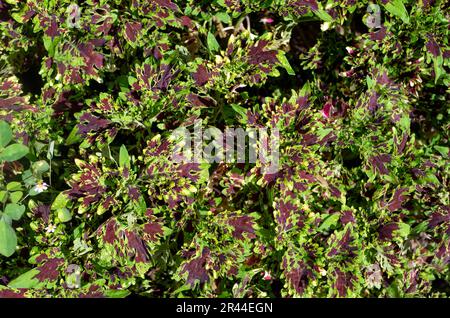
left=0, top=0, right=449, bottom=298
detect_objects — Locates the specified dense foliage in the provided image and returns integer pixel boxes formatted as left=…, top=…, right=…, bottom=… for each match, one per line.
left=0, top=0, right=449, bottom=298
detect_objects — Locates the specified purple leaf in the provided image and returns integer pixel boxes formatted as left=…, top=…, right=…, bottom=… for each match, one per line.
left=35, top=258, right=64, bottom=282
left=340, top=210, right=355, bottom=225
left=0, top=289, right=26, bottom=298
left=153, top=0, right=179, bottom=11
left=77, top=113, right=110, bottom=136
left=102, top=219, right=118, bottom=244
left=282, top=258, right=313, bottom=295
left=378, top=223, right=399, bottom=241
left=181, top=248, right=210, bottom=286
left=426, top=36, right=441, bottom=57
left=369, top=154, right=391, bottom=175
left=124, top=22, right=142, bottom=43
left=248, top=41, right=278, bottom=66
left=387, top=188, right=408, bottom=212
left=143, top=222, right=164, bottom=241
left=334, top=269, right=354, bottom=297
left=192, top=65, right=211, bottom=86
left=227, top=215, right=256, bottom=240
left=125, top=230, right=149, bottom=263
left=33, top=205, right=50, bottom=224
left=45, top=16, right=60, bottom=39
left=370, top=26, right=387, bottom=41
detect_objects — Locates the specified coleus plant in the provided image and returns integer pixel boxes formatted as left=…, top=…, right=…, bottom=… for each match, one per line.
left=0, top=0, right=449, bottom=298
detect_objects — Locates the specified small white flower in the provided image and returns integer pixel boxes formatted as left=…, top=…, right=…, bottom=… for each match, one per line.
left=33, top=181, right=49, bottom=193
left=320, top=22, right=331, bottom=32
left=45, top=224, right=57, bottom=234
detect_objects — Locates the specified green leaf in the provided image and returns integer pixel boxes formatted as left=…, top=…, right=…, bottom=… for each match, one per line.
left=29, top=187, right=41, bottom=197
left=32, top=160, right=50, bottom=174
left=11, top=12, right=24, bottom=23
left=396, top=222, right=410, bottom=238
left=80, top=139, right=90, bottom=149
left=318, top=213, right=340, bottom=231
left=300, top=82, right=311, bottom=96
left=21, top=169, right=36, bottom=186
left=0, top=144, right=29, bottom=162
left=268, top=67, right=280, bottom=77
left=119, top=145, right=131, bottom=168
left=317, top=127, right=334, bottom=139
left=47, top=140, right=55, bottom=160
left=4, top=203, right=26, bottom=221
left=434, top=145, right=449, bottom=157
left=128, top=76, right=137, bottom=86
left=0, top=121, right=13, bottom=148
left=6, top=181, right=22, bottom=191
left=386, top=282, right=401, bottom=298
left=412, top=221, right=428, bottom=235
left=116, top=75, right=130, bottom=91
left=314, top=9, right=334, bottom=22
left=43, top=35, right=52, bottom=53
left=277, top=51, right=295, bottom=76
left=0, top=191, right=7, bottom=203
left=424, top=173, right=440, bottom=185
left=0, top=218, right=17, bottom=257
left=9, top=191, right=23, bottom=204
left=230, top=104, right=248, bottom=120
left=173, top=284, right=193, bottom=296
left=433, top=55, right=444, bottom=84
left=51, top=192, right=70, bottom=210
left=384, top=0, right=409, bottom=24
left=1, top=214, right=12, bottom=226
left=57, top=208, right=72, bottom=223
left=366, top=76, right=375, bottom=89
left=8, top=269, right=40, bottom=288
left=43, top=35, right=60, bottom=57
left=105, top=289, right=131, bottom=298
left=66, top=125, right=81, bottom=145
left=398, top=115, right=410, bottom=132
left=215, top=12, right=231, bottom=24
left=207, top=32, right=220, bottom=53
